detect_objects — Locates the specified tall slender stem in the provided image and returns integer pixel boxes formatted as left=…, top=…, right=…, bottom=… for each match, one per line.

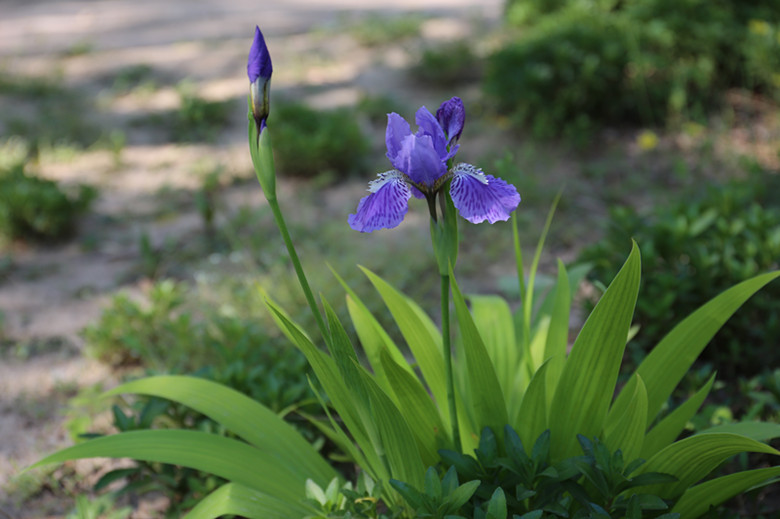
left=441, top=273, right=460, bottom=452
left=267, top=196, right=329, bottom=343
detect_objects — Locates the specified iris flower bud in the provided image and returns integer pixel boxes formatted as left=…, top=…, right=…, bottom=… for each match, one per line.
left=247, top=26, right=272, bottom=133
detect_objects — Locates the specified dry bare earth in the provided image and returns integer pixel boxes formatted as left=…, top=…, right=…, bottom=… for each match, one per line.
left=0, top=0, right=503, bottom=516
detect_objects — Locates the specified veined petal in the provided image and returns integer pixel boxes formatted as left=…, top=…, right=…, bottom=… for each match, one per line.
left=385, top=113, right=412, bottom=165
left=348, top=171, right=412, bottom=232
left=450, top=163, right=521, bottom=224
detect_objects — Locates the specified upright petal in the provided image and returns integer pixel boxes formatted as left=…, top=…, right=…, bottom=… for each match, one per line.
left=395, top=133, right=448, bottom=189
left=449, top=163, right=521, bottom=224
left=348, top=171, right=412, bottom=232
left=436, top=97, right=465, bottom=146
left=385, top=113, right=412, bottom=165
left=415, top=106, right=449, bottom=159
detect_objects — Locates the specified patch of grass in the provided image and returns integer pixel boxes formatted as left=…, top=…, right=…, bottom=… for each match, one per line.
left=356, top=93, right=407, bottom=126
left=346, top=12, right=425, bottom=46
left=167, top=82, right=234, bottom=143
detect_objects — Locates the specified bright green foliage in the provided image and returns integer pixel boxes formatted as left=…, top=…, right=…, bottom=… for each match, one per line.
left=269, top=101, right=370, bottom=180
left=34, top=214, right=780, bottom=517
left=490, top=0, right=780, bottom=137
left=0, top=161, right=95, bottom=243
left=578, top=175, right=780, bottom=379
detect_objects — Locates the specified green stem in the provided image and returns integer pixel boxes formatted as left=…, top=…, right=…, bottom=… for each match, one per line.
left=441, top=273, right=460, bottom=453
left=267, top=196, right=329, bottom=343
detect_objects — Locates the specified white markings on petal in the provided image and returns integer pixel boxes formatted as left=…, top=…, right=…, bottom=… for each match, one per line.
left=349, top=170, right=412, bottom=232
left=449, top=163, right=521, bottom=224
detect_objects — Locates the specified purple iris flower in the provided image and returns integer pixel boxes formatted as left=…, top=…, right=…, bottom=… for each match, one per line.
left=349, top=97, right=520, bottom=233
left=247, top=26, right=272, bottom=132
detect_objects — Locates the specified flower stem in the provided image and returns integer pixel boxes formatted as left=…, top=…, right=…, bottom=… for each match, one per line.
left=267, top=196, right=329, bottom=343
left=441, top=273, right=460, bottom=452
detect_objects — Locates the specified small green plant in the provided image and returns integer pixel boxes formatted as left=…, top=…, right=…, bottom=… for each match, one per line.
left=67, top=494, right=132, bottom=519
left=168, top=81, right=234, bottom=142
left=270, top=101, right=370, bottom=180
left=411, top=41, right=482, bottom=87
left=578, top=175, right=780, bottom=380
left=0, top=161, right=96, bottom=243
left=110, top=64, right=156, bottom=94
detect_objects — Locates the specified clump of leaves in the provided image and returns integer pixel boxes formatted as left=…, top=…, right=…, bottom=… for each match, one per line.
left=270, top=101, right=370, bottom=180
left=578, top=173, right=780, bottom=380
left=411, top=41, right=482, bottom=87
left=0, top=161, right=96, bottom=243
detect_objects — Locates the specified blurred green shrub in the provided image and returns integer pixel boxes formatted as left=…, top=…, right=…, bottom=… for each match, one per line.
left=347, top=13, right=424, bottom=47
left=270, top=101, right=370, bottom=180
left=169, top=82, right=234, bottom=143
left=490, top=0, right=780, bottom=137
left=0, top=161, right=96, bottom=243
left=577, top=174, right=780, bottom=380
left=411, top=40, right=482, bottom=87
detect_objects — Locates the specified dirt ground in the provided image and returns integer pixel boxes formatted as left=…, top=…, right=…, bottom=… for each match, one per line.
left=0, top=0, right=506, bottom=516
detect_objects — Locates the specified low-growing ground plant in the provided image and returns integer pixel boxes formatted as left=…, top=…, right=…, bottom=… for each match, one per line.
left=578, top=173, right=780, bottom=380
left=345, top=13, right=425, bottom=47
left=270, top=101, right=370, bottom=180
left=411, top=41, right=482, bottom=87
left=0, top=161, right=96, bottom=243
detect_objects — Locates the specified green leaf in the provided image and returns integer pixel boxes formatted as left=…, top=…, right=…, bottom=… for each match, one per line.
left=604, top=374, right=647, bottom=463
left=186, top=482, right=312, bottom=519
left=672, top=467, right=780, bottom=518
left=696, top=421, right=780, bottom=442
left=468, top=294, right=517, bottom=406
left=265, top=298, right=386, bottom=482
left=549, top=242, right=641, bottom=460
left=33, top=430, right=311, bottom=502
left=450, top=270, right=509, bottom=437
left=617, top=271, right=780, bottom=424
left=105, top=376, right=335, bottom=485
left=640, top=374, right=715, bottom=459
left=362, top=267, right=449, bottom=425
left=634, top=433, right=780, bottom=498
left=486, top=487, right=507, bottom=519
left=542, top=260, right=571, bottom=389
left=380, top=348, right=448, bottom=462
left=514, top=359, right=552, bottom=451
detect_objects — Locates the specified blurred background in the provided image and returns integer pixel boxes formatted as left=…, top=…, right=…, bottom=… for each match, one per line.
left=1, top=0, right=779, bottom=516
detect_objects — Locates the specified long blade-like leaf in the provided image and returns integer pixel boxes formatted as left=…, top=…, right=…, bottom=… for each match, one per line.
left=696, top=421, right=780, bottom=442
left=450, top=270, right=509, bottom=437
left=549, top=242, right=641, bottom=460
left=671, top=467, right=780, bottom=518
left=617, top=271, right=780, bottom=424
left=33, top=430, right=313, bottom=501
left=635, top=433, right=780, bottom=498
left=641, top=374, right=715, bottom=459
left=186, top=482, right=313, bottom=519
left=381, top=348, right=448, bottom=462
left=603, top=374, right=647, bottom=463
left=106, top=376, right=335, bottom=485
left=362, top=267, right=448, bottom=425
left=468, top=294, right=518, bottom=404
left=514, top=359, right=552, bottom=451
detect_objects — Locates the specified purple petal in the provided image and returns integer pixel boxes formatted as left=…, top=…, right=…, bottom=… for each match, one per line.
left=449, top=163, right=521, bottom=224
left=436, top=97, right=465, bottom=146
left=385, top=113, right=412, bottom=166
left=348, top=171, right=411, bottom=232
left=395, top=133, right=448, bottom=188
left=247, top=26, right=272, bottom=84
left=415, top=106, right=449, bottom=158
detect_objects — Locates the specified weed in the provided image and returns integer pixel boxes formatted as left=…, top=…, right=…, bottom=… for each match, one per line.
left=346, top=12, right=424, bottom=47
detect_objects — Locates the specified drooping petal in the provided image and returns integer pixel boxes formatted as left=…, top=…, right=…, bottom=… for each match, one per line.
left=449, top=163, right=521, bottom=224
left=385, top=113, right=412, bottom=165
left=394, top=133, right=448, bottom=189
left=247, top=26, right=272, bottom=84
left=436, top=97, right=465, bottom=146
left=348, top=171, right=412, bottom=232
